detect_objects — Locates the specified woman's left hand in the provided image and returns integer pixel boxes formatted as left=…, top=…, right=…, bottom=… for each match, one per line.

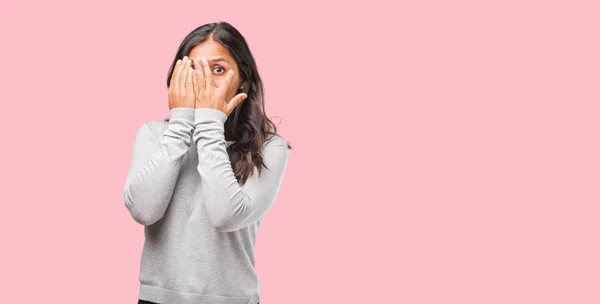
left=192, top=56, right=248, bottom=116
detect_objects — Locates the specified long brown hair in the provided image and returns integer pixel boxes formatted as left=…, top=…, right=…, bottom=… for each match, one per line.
left=165, top=22, right=292, bottom=185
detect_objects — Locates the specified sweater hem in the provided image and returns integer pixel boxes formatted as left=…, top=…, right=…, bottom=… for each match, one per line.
left=138, top=284, right=260, bottom=304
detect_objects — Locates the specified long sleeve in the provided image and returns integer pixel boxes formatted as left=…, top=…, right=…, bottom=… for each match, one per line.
left=193, top=108, right=290, bottom=232
left=123, top=108, right=195, bottom=225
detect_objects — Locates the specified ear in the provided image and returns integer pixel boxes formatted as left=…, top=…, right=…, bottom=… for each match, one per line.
left=239, top=81, right=249, bottom=94
left=227, top=93, right=248, bottom=114
left=241, top=65, right=251, bottom=94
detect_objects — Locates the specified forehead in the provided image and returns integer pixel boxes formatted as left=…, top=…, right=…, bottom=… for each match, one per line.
left=188, top=40, right=234, bottom=62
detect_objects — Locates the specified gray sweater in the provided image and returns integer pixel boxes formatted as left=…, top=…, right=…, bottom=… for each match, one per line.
left=123, top=107, right=290, bottom=304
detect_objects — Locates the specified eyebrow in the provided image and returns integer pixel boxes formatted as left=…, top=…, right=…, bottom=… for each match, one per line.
left=209, top=57, right=229, bottom=63
left=190, top=57, right=229, bottom=63
left=190, top=57, right=229, bottom=68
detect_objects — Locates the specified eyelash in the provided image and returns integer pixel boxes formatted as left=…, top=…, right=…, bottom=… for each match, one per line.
left=191, top=65, right=225, bottom=74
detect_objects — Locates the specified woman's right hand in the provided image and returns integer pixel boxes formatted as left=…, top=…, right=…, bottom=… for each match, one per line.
left=168, top=56, right=195, bottom=110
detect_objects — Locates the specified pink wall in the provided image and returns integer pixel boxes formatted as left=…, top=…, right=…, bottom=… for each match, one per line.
left=0, top=0, right=598, bottom=303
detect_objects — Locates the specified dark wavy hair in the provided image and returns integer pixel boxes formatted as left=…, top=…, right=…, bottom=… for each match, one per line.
left=165, top=22, right=292, bottom=185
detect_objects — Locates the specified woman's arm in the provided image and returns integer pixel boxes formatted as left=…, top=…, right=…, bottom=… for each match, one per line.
left=193, top=108, right=290, bottom=232
left=123, top=108, right=195, bottom=225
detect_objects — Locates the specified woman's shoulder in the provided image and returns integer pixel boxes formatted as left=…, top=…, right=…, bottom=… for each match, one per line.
left=148, top=118, right=169, bottom=128
left=138, top=119, right=169, bottom=142
left=263, top=134, right=292, bottom=150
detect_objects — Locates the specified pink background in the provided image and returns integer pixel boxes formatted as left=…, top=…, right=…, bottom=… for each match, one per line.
left=1, top=0, right=598, bottom=303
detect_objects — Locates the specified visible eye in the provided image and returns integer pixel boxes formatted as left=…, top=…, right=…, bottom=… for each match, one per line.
left=213, top=66, right=225, bottom=74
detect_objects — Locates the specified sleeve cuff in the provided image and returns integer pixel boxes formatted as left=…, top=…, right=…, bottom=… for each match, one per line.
left=170, top=107, right=195, bottom=121
left=194, top=108, right=228, bottom=123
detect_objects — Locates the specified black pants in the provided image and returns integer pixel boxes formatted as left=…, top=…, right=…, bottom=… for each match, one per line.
left=138, top=300, right=259, bottom=304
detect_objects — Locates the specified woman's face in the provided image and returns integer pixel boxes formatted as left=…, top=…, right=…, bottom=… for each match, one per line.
left=188, top=39, right=243, bottom=103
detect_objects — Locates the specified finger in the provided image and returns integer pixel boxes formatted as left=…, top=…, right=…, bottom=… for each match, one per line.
left=191, top=65, right=198, bottom=96
left=226, top=93, right=248, bottom=114
left=195, top=58, right=206, bottom=93
left=171, top=59, right=183, bottom=92
left=185, top=66, right=193, bottom=96
left=180, top=57, right=191, bottom=95
left=201, top=57, right=213, bottom=92
left=216, top=69, right=235, bottom=99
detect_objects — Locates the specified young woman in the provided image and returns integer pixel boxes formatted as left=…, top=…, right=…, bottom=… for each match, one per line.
left=123, top=21, right=291, bottom=304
